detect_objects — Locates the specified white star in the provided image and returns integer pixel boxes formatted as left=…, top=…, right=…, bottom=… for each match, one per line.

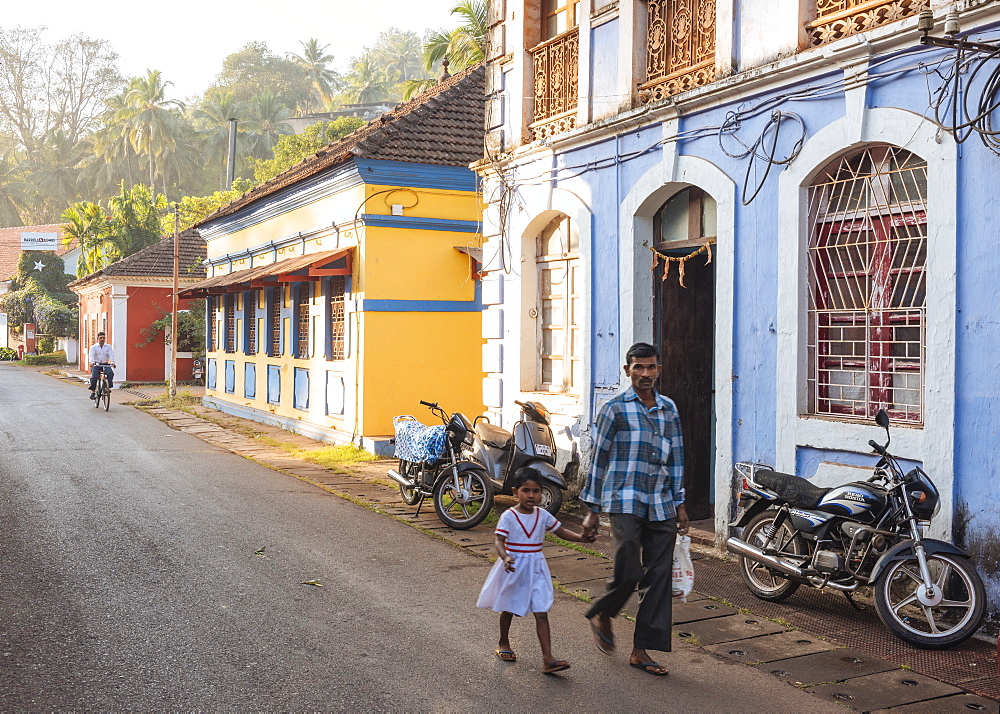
left=33, top=260, right=45, bottom=271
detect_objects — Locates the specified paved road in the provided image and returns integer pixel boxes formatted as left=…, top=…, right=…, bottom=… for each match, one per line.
left=0, top=365, right=838, bottom=711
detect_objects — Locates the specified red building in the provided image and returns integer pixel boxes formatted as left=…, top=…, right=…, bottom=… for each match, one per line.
left=68, top=230, right=206, bottom=382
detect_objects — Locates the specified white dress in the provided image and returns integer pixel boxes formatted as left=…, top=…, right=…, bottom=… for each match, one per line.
left=476, top=507, right=561, bottom=616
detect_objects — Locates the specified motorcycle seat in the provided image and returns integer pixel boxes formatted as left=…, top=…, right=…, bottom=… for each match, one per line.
left=755, top=469, right=831, bottom=509
left=475, top=421, right=511, bottom=449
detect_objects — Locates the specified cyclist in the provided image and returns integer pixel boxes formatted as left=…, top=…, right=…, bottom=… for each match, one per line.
left=88, top=331, right=116, bottom=400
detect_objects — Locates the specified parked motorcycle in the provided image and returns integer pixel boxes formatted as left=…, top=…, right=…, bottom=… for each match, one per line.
left=192, top=358, right=204, bottom=386
left=466, top=400, right=567, bottom=515
left=727, top=409, right=985, bottom=648
left=387, top=400, right=494, bottom=529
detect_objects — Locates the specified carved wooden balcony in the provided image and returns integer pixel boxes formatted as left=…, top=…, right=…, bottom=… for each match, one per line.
left=639, top=0, right=716, bottom=104
left=530, top=27, right=579, bottom=141
left=806, top=0, right=925, bottom=48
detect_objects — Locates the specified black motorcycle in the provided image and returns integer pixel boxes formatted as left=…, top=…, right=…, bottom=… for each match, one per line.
left=466, top=400, right=567, bottom=515
left=727, top=409, right=985, bottom=648
left=387, top=400, right=493, bottom=529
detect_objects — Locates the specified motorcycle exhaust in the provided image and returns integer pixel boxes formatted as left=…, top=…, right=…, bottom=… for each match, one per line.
left=726, top=537, right=858, bottom=592
left=386, top=469, right=414, bottom=488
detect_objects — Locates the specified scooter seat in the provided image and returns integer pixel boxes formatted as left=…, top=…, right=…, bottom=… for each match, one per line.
left=475, top=421, right=511, bottom=449
left=755, top=469, right=830, bottom=509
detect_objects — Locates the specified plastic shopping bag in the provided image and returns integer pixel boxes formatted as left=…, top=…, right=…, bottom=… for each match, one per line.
left=672, top=535, right=694, bottom=602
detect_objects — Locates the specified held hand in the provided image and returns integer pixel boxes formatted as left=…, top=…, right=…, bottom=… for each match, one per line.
left=503, top=555, right=516, bottom=572
left=582, top=510, right=600, bottom=539
left=676, top=503, right=690, bottom=536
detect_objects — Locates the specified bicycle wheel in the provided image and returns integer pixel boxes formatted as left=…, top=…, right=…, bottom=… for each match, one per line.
left=102, top=378, right=111, bottom=410
left=94, top=381, right=102, bottom=409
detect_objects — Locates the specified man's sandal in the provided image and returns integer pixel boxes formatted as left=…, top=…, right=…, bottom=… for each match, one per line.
left=495, top=649, right=516, bottom=662
left=589, top=620, right=615, bottom=654
left=629, top=660, right=669, bottom=676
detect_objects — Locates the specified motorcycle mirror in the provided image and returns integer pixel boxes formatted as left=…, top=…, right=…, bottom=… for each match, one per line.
left=875, top=409, right=890, bottom=428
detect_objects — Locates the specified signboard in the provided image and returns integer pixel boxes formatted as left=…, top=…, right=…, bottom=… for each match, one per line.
left=20, top=232, right=58, bottom=251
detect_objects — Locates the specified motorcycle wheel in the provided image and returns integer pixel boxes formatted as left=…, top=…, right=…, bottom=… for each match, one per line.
left=433, top=467, right=494, bottom=530
left=739, top=510, right=804, bottom=602
left=538, top=481, right=563, bottom=516
left=873, top=552, right=986, bottom=648
left=396, top=460, right=421, bottom=506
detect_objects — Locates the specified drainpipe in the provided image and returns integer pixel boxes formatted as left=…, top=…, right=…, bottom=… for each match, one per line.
left=227, top=119, right=237, bottom=189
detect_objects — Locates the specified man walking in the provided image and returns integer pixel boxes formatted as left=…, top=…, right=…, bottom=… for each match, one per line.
left=580, top=342, right=689, bottom=676
left=87, top=331, right=116, bottom=400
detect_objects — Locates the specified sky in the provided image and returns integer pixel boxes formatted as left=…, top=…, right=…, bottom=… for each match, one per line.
left=2, top=0, right=459, bottom=101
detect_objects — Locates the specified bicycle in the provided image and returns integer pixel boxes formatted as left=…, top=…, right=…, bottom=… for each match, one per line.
left=93, top=364, right=112, bottom=411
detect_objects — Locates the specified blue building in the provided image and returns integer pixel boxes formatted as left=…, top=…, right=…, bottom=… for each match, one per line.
left=476, top=0, right=999, bottom=627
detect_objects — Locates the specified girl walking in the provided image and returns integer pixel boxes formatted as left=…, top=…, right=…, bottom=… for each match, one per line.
left=476, top=467, right=595, bottom=674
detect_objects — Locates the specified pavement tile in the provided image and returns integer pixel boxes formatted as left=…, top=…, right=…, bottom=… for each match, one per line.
left=754, top=647, right=898, bottom=687
left=675, top=613, right=789, bottom=645
left=549, top=556, right=616, bottom=585
left=706, top=629, right=836, bottom=664
left=443, top=530, right=497, bottom=547
left=870, top=692, right=1000, bottom=712
left=807, top=669, right=965, bottom=711
left=672, top=599, right=738, bottom=624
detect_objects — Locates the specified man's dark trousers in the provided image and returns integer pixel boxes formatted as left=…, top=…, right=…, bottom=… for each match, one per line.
left=89, top=365, right=114, bottom=391
left=585, top=513, right=678, bottom=652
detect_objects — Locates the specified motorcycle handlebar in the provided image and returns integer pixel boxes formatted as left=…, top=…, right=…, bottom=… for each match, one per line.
left=514, top=400, right=525, bottom=407
left=869, top=439, right=886, bottom=455
left=419, top=400, right=437, bottom=408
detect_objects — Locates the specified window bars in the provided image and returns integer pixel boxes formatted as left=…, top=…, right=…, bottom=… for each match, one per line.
left=270, top=289, right=282, bottom=356
left=330, top=276, right=346, bottom=361
left=246, top=292, right=257, bottom=355
left=806, top=0, right=925, bottom=48
left=640, top=0, right=717, bottom=104
left=296, top=284, right=311, bottom=359
left=807, top=145, right=927, bottom=423
left=225, top=295, right=236, bottom=353
left=209, top=296, right=218, bottom=352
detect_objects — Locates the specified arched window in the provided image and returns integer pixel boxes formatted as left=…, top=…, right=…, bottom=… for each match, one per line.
left=536, top=215, right=581, bottom=392
left=807, top=145, right=927, bottom=423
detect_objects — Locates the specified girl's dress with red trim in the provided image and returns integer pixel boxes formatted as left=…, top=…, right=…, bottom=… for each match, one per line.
left=476, top=507, right=561, bottom=616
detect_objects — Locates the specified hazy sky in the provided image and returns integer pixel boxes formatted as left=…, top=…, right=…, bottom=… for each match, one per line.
left=3, top=0, right=458, bottom=100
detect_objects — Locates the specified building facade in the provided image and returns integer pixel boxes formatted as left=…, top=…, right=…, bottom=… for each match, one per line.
left=477, top=0, right=1000, bottom=624
left=181, top=66, right=487, bottom=454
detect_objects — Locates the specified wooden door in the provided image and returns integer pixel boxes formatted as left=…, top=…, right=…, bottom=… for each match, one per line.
left=654, top=254, right=715, bottom=521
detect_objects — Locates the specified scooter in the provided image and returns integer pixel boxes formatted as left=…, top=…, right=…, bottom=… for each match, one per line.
left=466, top=400, right=567, bottom=515
left=191, top=358, right=204, bottom=386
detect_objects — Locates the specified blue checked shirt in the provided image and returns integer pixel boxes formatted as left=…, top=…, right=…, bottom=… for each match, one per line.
left=580, top=387, right=685, bottom=521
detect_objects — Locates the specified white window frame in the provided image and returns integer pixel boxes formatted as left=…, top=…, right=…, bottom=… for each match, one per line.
left=536, top=216, right=581, bottom=393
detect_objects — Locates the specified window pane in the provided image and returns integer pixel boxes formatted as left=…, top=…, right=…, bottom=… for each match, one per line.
left=658, top=189, right=690, bottom=243
left=701, top=193, right=718, bottom=238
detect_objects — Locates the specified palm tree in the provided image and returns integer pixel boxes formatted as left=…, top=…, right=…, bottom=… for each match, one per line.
left=423, top=0, right=488, bottom=73
left=61, top=201, right=119, bottom=276
left=107, top=183, right=167, bottom=256
left=341, top=56, right=391, bottom=105
left=192, top=89, right=250, bottom=190
left=244, top=88, right=293, bottom=161
left=0, top=154, right=29, bottom=226
left=287, top=39, right=341, bottom=112
left=119, top=70, right=185, bottom=198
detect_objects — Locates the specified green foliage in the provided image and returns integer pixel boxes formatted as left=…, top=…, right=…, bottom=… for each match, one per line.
left=0, top=251, right=79, bottom=337
left=138, top=299, right=205, bottom=355
left=252, top=117, right=366, bottom=183
left=213, top=41, right=314, bottom=109
left=23, top=350, right=68, bottom=365
left=37, top=336, right=55, bottom=353
left=0, top=347, right=17, bottom=360
left=423, top=0, right=487, bottom=73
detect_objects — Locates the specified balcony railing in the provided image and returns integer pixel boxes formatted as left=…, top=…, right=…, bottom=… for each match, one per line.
left=639, top=0, right=716, bottom=104
left=529, top=27, right=579, bottom=141
left=806, top=0, right=925, bottom=48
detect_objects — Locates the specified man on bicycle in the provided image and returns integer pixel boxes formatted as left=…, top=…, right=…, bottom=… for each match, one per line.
left=88, top=331, right=116, bottom=400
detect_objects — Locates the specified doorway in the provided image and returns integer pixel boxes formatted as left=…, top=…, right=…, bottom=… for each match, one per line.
left=652, top=187, right=716, bottom=522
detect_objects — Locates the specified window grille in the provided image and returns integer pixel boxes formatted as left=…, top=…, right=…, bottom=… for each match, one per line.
left=807, top=145, right=927, bottom=423
left=807, top=0, right=924, bottom=48
left=225, top=295, right=236, bottom=353
left=246, top=292, right=257, bottom=355
left=270, top=289, right=282, bottom=356
left=330, top=277, right=346, bottom=361
left=296, top=283, right=311, bottom=359
left=537, top=216, right=581, bottom=391
left=209, top=296, right=218, bottom=351
left=640, top=0, right=716, bottom=104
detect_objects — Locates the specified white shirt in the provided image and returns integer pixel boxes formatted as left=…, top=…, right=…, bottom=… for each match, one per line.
left=88, top=342, right=115, bottom=366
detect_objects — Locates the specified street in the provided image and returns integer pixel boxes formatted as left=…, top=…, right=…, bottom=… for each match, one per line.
left=0, top=365, right=838, bottom=711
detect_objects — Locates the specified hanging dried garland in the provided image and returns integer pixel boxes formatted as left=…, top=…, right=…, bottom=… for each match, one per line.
left=649, top=241, right=714, bottom=287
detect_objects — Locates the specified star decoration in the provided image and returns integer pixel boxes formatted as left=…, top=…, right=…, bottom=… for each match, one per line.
left=33, top=260, right=45, bottom=271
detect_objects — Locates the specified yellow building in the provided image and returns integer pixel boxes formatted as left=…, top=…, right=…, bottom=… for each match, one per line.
left=180, top=66, right=486, bottom=453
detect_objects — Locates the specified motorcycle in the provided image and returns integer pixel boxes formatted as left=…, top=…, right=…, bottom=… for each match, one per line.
left=466, top=400, right=567, bottom=515
left=727, top=409, right=985, bottom=648
left=386, top=400, right=494, bottom=529
left=192, top=358, right=204, bottom=386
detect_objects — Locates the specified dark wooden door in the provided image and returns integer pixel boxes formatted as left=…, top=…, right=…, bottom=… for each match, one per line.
left=654, top=254, right=715, bottom=521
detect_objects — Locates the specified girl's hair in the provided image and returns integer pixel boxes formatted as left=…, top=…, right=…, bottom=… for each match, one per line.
left=511, top=467, right=543, bottom=490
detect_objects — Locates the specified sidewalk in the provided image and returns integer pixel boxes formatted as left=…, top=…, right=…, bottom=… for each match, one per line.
left=76, top=382, right=997, bottom=711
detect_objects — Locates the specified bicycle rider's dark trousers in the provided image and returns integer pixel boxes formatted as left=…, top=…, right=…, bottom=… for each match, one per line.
left=89, top=365, right=114, bottom=391
left=584, top=512, right=677, bottom=653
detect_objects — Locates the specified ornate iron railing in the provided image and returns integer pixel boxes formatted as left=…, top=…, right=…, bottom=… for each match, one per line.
left=806, top=0, right=925, bottom=48
left=639, top=0, right=716, bottom=104
left=529, top=27, right=579, bottom=141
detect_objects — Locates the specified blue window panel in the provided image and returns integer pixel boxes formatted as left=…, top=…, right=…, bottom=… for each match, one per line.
left=244, top=362, right=256, bottom=398
left=207, top=358, right=217, bottom=389
left=326, top=372, right=345, bottom=415
left=267, top=365, right=281, bottom=404
left=224, top=360, right=236, bottom=394
left=294, top=367, right=310, bottom=411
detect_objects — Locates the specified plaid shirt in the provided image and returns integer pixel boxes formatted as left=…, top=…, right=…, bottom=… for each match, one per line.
left=579, top=387, right=685, bottom=521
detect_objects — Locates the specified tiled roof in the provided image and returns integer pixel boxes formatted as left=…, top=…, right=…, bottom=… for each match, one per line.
left=68, top=229, right=206, bottom=288
left=0, top=224, right=71, bottom=281
left=196, top=63, right=486, bottom=226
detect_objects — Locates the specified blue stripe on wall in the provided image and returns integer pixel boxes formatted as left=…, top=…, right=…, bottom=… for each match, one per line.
left=360, top=299, right=482, bottom=312
left=355, top=158, right=478, bottom=192
left=361, top=214, right=481, bottom=233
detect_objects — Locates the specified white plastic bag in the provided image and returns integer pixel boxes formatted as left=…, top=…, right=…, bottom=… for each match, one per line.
left=672, top=535, right=694, bottom=602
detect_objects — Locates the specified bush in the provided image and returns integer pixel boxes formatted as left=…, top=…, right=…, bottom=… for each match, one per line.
left=0, top=347, right=17, bottom=361
left=38, top=337, right=55, bottom=353
left=23, top=350, right=68, bottom=365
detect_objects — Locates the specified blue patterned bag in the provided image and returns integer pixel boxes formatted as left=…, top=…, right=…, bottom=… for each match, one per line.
left=393, top=416, right=447, bottom=464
